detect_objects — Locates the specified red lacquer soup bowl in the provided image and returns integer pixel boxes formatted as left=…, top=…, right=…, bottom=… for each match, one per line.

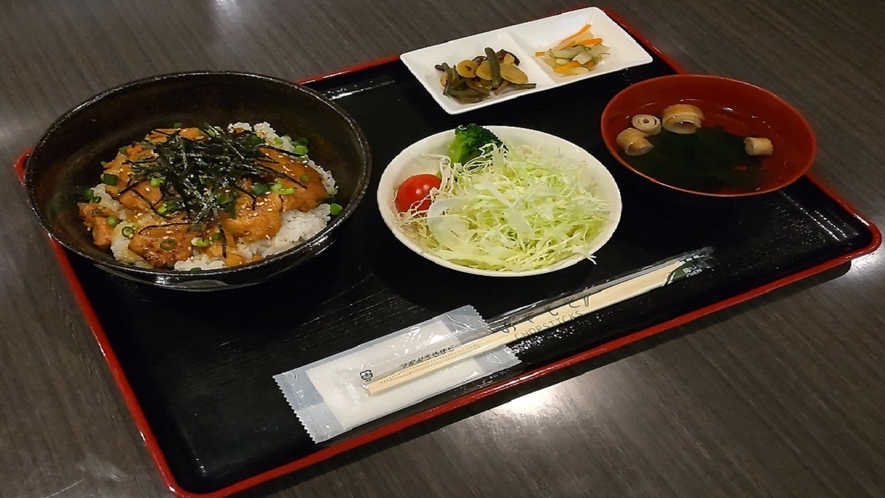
left=600, top=74, right=816, bottom=197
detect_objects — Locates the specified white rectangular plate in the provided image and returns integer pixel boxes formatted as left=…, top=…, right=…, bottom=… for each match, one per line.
left=400, top=7, right=653, bottom=115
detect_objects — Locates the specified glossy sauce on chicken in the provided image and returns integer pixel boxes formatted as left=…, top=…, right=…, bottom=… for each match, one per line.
left=77, top=124, right=334, bottom=269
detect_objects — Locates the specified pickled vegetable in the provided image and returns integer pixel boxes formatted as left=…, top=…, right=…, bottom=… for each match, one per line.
left=434, top=48, right=536, bottom=104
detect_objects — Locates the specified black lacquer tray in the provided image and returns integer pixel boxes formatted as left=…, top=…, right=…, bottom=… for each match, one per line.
left=17, top=11, right=880, bottom=498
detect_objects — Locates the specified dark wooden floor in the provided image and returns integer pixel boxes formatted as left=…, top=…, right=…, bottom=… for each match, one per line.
left=1, top=1, right=883, bottom=497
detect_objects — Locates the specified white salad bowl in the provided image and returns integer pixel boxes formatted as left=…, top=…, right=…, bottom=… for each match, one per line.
left=377, top=126, right=622, bottom=277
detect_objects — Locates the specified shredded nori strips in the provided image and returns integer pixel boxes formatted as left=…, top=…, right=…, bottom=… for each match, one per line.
left=122, top=125, right=307, bottom=232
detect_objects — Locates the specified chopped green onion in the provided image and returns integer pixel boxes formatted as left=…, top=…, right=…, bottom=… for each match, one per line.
left=292, top=144, right=308, bottom=155
left=189, top=267, right=203, bottom=272
left=106, top=216, right=119, bottom=227
left=329, top=203, right=343, bottom=216
left=101, top=173, right=119, bottom=186
left=251, top=183, right=271, bottom=196
left=112, top=126, right=324, bottom=237
left=159, top=238, right=177, bottom=251
left=121, top=226, right=135, bottom=239
left=157, top=200, right=181, bottom=216
left=173, top=122, right=184, bottom=129
left=216, top=191, right=234, bottom=205
left=270, top=182, right=295, bottom=195
left=118, top=146, right=129, bottom=155
left=299, top=174, right=310, bottom=183
left=191, top=237, right=212, bottom=247
left=83, top=188, right=100, bottom=203
left=211, top=232, right=222, bottom=241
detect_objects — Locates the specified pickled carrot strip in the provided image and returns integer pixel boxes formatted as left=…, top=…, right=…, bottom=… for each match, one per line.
left=563, top=24, right=591, bottom=40
left=576, top=37, right=603, bottom=47
left=554, top=61, right=582, bottom=73
left=553, top=24, right=593, bottom=50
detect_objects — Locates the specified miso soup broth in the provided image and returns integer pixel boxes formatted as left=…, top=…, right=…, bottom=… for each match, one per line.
left=621, top=104, right=775, bottom=195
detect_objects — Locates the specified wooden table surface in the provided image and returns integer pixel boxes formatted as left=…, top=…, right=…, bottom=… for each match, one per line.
left=2, top=1, right=884, bottom=497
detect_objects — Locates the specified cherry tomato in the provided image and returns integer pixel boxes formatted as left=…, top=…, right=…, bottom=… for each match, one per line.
left=395, top=173, right=441, bottom=213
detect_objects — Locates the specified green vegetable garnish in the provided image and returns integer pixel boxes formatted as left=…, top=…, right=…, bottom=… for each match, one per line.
left=484, top=47, right=502, bottom=88
left=191, top=237, right=212, bottom=247
left=101, top=173, right=119, bottom=186
left=216, top=191, right=235, bottom=205
left=291, top=138, right=309, bottom=155
left=82, top=188, right=100, bottom=203
left=159, top=238, right=177, bottom=251
left=447, top=123, right=505, bottom=164
left=270, top=182, right=296, bottom=195
left=251, top=183, right=271, bottom=196
left=156, top=200, right=182, bottom=216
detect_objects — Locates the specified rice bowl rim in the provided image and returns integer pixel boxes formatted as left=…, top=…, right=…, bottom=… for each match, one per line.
left=24, top=70, right=372, bottom=280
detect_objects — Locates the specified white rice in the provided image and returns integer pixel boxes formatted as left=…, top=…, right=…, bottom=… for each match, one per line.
left=172, top=204, right=332, bottom=271
left=95, top=122, right=337, bottom=271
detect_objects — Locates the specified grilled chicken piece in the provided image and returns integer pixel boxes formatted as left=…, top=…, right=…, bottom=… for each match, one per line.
left=220, top=191, right=283, bottom=243
left=118, top=181, right=163, bottom=212
left=259, top=148, right=328, bottom=211
left=77, top=203, right=119, bottom=249
left=81, top=127, right=329, bottom=268
left=101, top=143, right=154, bottom=196
left=201, top=230, right=250, bottom=267
left=128, top=223, right=192, bottom=268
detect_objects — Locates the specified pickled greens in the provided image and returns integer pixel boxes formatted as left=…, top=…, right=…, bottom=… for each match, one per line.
left=395, top=142, right=612, bottom=272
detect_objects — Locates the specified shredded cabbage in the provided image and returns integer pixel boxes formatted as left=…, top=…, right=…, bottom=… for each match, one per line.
left=395, top=142, right=611, bottom=272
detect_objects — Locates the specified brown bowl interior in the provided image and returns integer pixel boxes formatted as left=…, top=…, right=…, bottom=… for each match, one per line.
left=25, top=71, right=370, bottom=289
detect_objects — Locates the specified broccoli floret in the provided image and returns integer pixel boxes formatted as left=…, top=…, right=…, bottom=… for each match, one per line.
left=447, top=124, right=505, bottom=164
